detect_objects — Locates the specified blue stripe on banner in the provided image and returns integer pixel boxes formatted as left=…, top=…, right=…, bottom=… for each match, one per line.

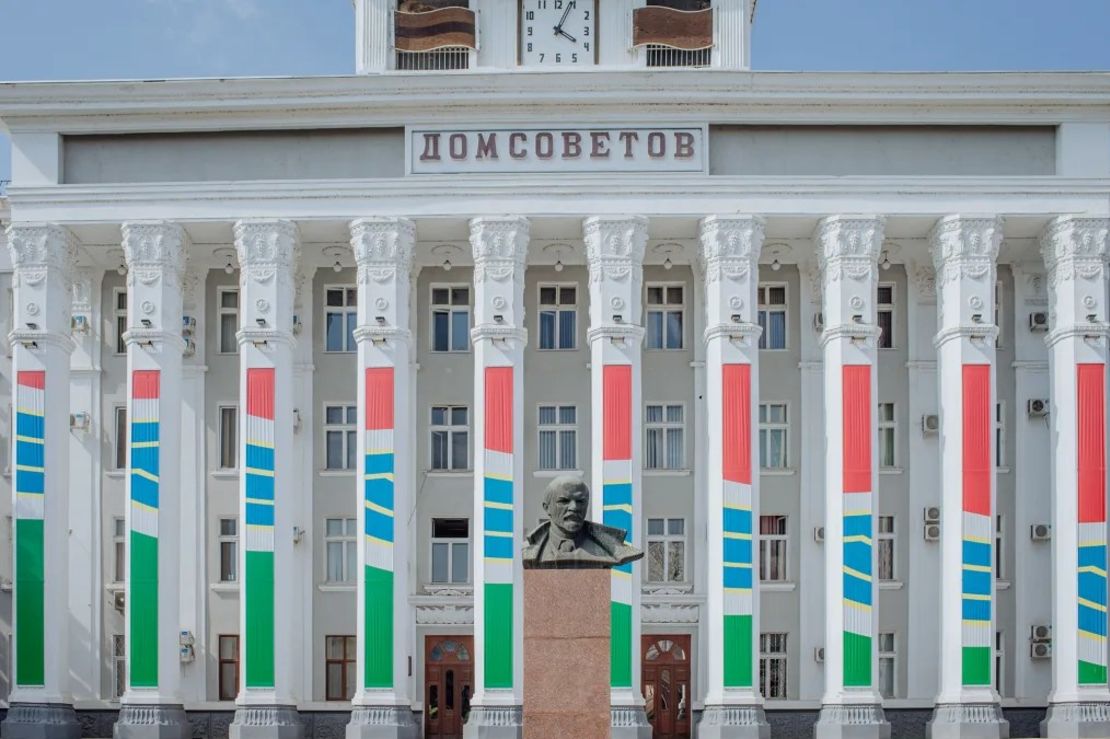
left=723, top=537, right=752, bottom=565
left=843, top=514, right=872, bottom=538
left=16, top=413, right=44, bottom=438
left=484, top=476, right=513, bottom=506
left=15, top=470, right=44, bottom=495
left=130, top=421, right=159, bottom=444
left=614, top=560, right=632, bottom=575
left=1079, top=572, right=1107, bottom=604
left=484, top=505, right=513, bottom=534
left=16, top=439, right=43, bottom=467
left=962, top=598, right=991, bottom=621
left=246, top=472, right=274, bottom=501
left=1079, top=604, right=1108, bottom=636
left=723, top=507, right=752, bottom=534
left=365, top=452, right=394, bottom=476
left=844, top=573, right=872, bottom=605
left=365, top=509, right=394, bottom=543
left=724, top=565, right=752, bottom=589
left=484, top=534, right=514, bottom=560
left=131, top=447, right=159, bottom=475
left=1080, top=546, right=1107, bottom=570
left=365, top=477, right=394, bottom=512
left=844, top=541, right=872, bottom=576
left=130, top=475, right=159, bottom=509
left=604, top=509, right=633, bottom=538
left=962, top=540, right=993, bottom=569
left=245, top=502, right=274, bottom=526
left=245, top=444, right=275, bottom=472
left=963, top=569, right=992, bottom=597
left=603, top=482, right=632, bottom=507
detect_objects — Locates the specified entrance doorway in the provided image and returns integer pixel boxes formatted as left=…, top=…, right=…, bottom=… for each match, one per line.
left=642, top=635, right=692, bottom=739
left=424, top=636, right=473, bottom=739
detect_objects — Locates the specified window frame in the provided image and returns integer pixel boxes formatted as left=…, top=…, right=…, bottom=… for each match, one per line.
left=994, top=630, right=1004, bottom=696
left=645, top=517, right=687, bottom=584
left=644, top=402, right=686, bottom=471
left=877, top=281, right=896, bottom=349
left=323, top=284, right=358, bottom=353
left=112, top=634, right=126, bottom=701
left=114, top=406, right=128, bottom=470
left=430, top=518, right=471, bottom=585
left=217, top=287, right=240, bottom=355
left=644, top=282, right=686, bottom=350
left=758, top=402, right=789, bottom=470
left=218, top=405, right=238, bottom=470
left=536, top=403, right=578, bottom=471
left=536, top=283, right=578, bottom=351
left=218, top=634, right=240, bottom=701
left=994, top=278, right=1004, bottom=349
left=324, top=517, right=358, bottom=584
left=995, top=514, right=1004, bottom=581
left=878, top=632, right=897, bottom=699
left=757, top=282, right=789, bottom=351
left=322, top=403, right=358, bottom=471
left=218, top=517, right=238, bottom=584
left=113, top=287, right=128, bottom=355
left=324, top=635, right=357, bottom=701
left=878, top=402, right=897, bottom=469
left=430, top=283, right=472, bottom=353
left=877, top=515, right=896, bottom=582
left=112, top=516, right=126, bottom=583
left=758, top=632, right=788, bottom=700
left=759, top=515, right=789, bottom=582
left=995, top=401, right=1006, bottom=469
left=429, top=405, right=471, bottom=472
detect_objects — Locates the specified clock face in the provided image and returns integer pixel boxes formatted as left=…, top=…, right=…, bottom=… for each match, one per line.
left=519, top=0, right=595, bottom=67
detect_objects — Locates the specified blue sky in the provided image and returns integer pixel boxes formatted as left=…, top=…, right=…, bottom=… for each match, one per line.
left=2, top=0, right=1110, bottom=182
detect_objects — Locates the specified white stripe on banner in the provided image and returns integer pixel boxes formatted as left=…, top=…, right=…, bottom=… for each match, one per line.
left=602, top=459, right=632, bottom=484
left=365, top=537, right=394, bottom=572
left=484, top=449, right=513, bottom=481
left=722, top=480, right=752, bottom=512
left=365, top=429, right=394, bottom=454
left=724, top=590, right=752, bottom=616
left=611, top=568, right=633, bottom=605
left=843, top=491, right=872, bottom=517
left=1079, top=522, right=1107, bottom=546
left=1079, top=631, right=1107, bottom=667
left=245, top=524, right=274, bottom=552
left=963, top=511, right=992, bottom=543
left=962, top=620, right=992, bottom=649
left=132, top=396, right=158, bottom=423
left=14, top=494, right=44, bottom=520
left=246, top=414, right=275, bottom=447
left=17, top=384, right=44, bottom=414
left=843, top=602, right=871, bottom=637
left=130, top=501, right=159, bottom=539
left=484, top=558, right=513, bottom=583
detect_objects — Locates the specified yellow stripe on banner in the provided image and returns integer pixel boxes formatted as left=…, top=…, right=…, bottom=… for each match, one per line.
left=133, top=468, right=159, bottom=484
left=724, top=587, right=753, bottom=595
left=1080, top=566, right=1109, bottom=577
left=963, top=593, right=991, bottom=602
left=245, top=523, right=274, bottom=533
left=962, top=563, right=993, bottom=574
left=964, top=534, right=991, bottom=544
left=962, top=619, right=991, bottom=628
left=722, top=502, right=752, bottom=512
left=843, top=508, right=872, bottom=517
left=486, top=472, right=514, bottom=483
left=484, top=501, right=513, bottom=511
left=364, top=473, right=395, bottom=482
left=15, top=435, right=44, bottom=445
left=245, top=467, right=275, bottom=478
left=131, top=417, right=159, bottom=424
left=1079, top=539, right=1108, bottom=548
left=603, top=478, right=632, bottom=486
left=365, top=534, right=393, bottom=549
left=843, top=565, right=872, bottom=582
left=483, top=556, right=513, bottom=564
left=245, top=438, right=275, bottom=449
left=604, top=504, right=633, bottom=514
left=16, top=492, right=43, bottom=500
left=365, top=501, right=394, bottom=517
left=724, top=562, right=753, bottom=570
left=844, top=600, right=872, bottom=613
left=612, top=568, right=634, bottom=581
left=366, top=447, right=394, bottom=455
left=16, top=406, right=45, bottom=418
left=131, top=500, right=158, bottom=515
left=245, top=497, right=274, bottom=507
left=132, top=441, right=159, bottom=449
left=486, top=530, right=513, bottom=538
left=844, top=535, right=872, bottom=545
left=723, top=531, right=752, bottom=540
left=1079, top=597, right=1108, bottom=613
left=1079, top=629, right=1108, bottom=643
left=15, top=464, right=45, bottom=473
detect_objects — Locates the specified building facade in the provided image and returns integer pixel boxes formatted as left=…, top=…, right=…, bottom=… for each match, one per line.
left=0, top=2, right=1109, bottom=738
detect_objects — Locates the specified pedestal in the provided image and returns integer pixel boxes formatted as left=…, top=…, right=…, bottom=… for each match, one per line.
left=523, top=568, right=611, bottom=739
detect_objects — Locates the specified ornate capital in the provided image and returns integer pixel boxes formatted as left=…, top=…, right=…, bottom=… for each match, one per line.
left=233, top=219, right=300, bottom=275
left=469, top=216, right=529, bottom=283
left=1040, top=216, right=1110, bottom=286
left=697, top=215, right=764, bottom=287
left=349, top=217, right=416, bottom=286
left=122, top=221, right=188, bottom=289
left=7, top=222, right=78, bottom=275
left=583, top=216, right=648, bottom=283
left=928, top=215, right=1003, bottom=285
left=70, top=268, right=97, bottom=316
left=908, top=262, right=938, bottom=305
left=815, top=216, right=884, bottom=285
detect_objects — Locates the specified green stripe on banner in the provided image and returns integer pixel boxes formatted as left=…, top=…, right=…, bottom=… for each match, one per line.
left=611, top=600, right=632, bottom=688
left=364, top=565, right=393, bottom=689
left=843, top=631, right=872, bottom=687
left=129, top=530, right=159, bottom=687
left=484, top=582, right=513, bottom=689
left=1079, top=660, right=1108, bottom=685
left=15, top=519, right=44, bottom=686
left=723, top=614, right=753, bottom=688
left=245, top=550, right=275, bottom=688
left=962, top=646, right=991, bottom=685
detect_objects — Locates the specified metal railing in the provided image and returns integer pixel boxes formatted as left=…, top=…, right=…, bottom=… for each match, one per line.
left=645, top=45, right=712, bottom=68
left=396, top=47, right=471, bottom=71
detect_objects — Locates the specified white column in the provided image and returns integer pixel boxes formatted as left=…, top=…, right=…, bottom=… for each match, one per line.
left=714, top=0, right=753, bottom=70
left=346, top=217, right=419, bottom=739
left=476, top=0, right=518, bottom=69
left=584, top=216, right=652, bottom=739
left=465, top=216, right=529, bottom=739
left=229, top=220, right=303, bottom=739
left=1040, top=217, right=1110, bottom=737
left=813, top=216, right=890, bottom=739
left=353, top=0, right=392, bottom=74
left=598, top=0, right=637, bottom=67
left=925, top=216, right=1008, bottom=738
left=696, top=216, right=769, bottom=739
left=114, top=222, right=191, bottom=738
left=1, top=224, right=82, bottom=739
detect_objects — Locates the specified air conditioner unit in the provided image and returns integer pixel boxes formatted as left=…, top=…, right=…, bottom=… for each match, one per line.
left=1031, top=624, right=1052, bottom=643
left=814, top=526, right=825, bottom=543
left=923, top=506, right=941, bottom=524
left=1029, top=312, right=1049, bottom=332
left=813, top=312, right=825, bottom=332
left=1028, top=399, right=1050, bottom=417
left=1030, top=642, right=1052, bottom=660
left=814, top=647, right=825, bottom=663
left=922, top=414, right=940, bottom=435
left=182, top=338, right=196, bottom=358
left=1030, top=523, right=1052, bottom=542
left=923, top=523, right=941, bottom=542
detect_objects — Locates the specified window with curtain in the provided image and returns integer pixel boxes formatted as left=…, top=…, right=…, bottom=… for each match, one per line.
left=325, top=635, right=357, bottom=700
left=430, top=405, right=469, bottom=471
left=114, top=288, right=128, bottom=354
left=645, top=284, right=684, bottom=350
left=324, top=286, right=357, bottom=352
left=757, top=284, right=787, bottom=350
left=218, top=635, right=240, bottom=701
left=878, top=402, right=896, bottom=468
left=218, top=288, right=240, bottom=354
left=877, top=283, right=895, bottom=349
left=219, top=517, right=238, bottom=583
left=432, top=285, right=471, bottom=352
left=538, top=284, right=577, bottom=350
left=877, top=516, right=895, bottom=581
left=759, top=403, right=788, bottom=469
left=324, top=404, right=358, bottom=470
left=878, top=633, right=896, bottom=698
left=537, top=404, right=577, bottom=470
left=219, top=406, right=238, bottom=469
left=431, top=518, right=470, bottom=584
left=759, top=633, right=788, bottom=699
left=759, top=515, right=788, bottom=582
left=325, top=517, right=357, bottom=583
left=646, top=517, right=685, bottom=583
left=645, top=403, right=684, bottom=470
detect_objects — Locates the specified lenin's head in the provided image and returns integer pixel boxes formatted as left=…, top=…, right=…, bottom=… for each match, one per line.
left=543, top=475, right=590, bottom=538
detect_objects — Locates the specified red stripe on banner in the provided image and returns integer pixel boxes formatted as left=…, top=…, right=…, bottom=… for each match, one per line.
left=132, top=370, right=161, bottom=400
left=17, top=370, right=45, bottom=390
left=962, top=364, right=992, bottom=517
left=484, top=366, right=513, bottom=454
left=1078, top=363, right=1107, bottom=524
left=842, top=365, right=872, bottom=493
left=246, top=368, right=275, bottom=420
left=722, top=363, right=752, bottom=485
left=365, top=368, right=394, bottom=431
left=603, top=364, right=632, bottom=461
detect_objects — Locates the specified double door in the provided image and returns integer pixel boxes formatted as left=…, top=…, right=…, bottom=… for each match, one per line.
left=642, top=635, right=691, bottom=738
left=424, top=636, right=473, bottom=739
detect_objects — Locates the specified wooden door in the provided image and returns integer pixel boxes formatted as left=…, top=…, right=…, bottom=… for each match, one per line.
left=424, top=636, right=474, bottom=739
left=642, top=635, right=692, bottom=739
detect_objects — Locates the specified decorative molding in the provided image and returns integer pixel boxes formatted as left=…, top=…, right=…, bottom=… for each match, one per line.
left=815, top=215, right=884, bottom=286
left=583, top=215, right=648, bottom=284
left=415, top=604, right=474, bottom=626
left=697, top=215, right=764, bottom=288
left=70, top=268, right=97, bottom=316
left=469, top=216, right=529, bottom=283
left=1040, top=216, right=1110, bottom=287
left=121, top=221, right=188, bottom=290
left=928, top=215, right=1003, bottom=286
left=7, top=223, right=78, bottom=285
left=233, top=219, right=301, bottom=287
left=908, top=262, right=938, bottom=305
left=349, top=217, right=416, bottom=285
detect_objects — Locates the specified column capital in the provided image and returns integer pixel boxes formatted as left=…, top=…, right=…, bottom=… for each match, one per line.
left=908, top=260, right=938, bottom=306
left=469, top=216, right=529, bottom=279
left=815, top=215, right=884, bottom=286
left=122, top=221, right=188, bottom=282
left=350, top=217, right=416, bottom=284
left=234, top=219, right=300, bottom=345
left=929, top=215, right=1003, bottom=286
left=697, top=215, right=764, bottom=285
left=7, top=223, right=78, bottom=350
left=233, top=219, right=301, bottom=273
left=1040, top=216, right=1110, bottom=284
left=6, top=222, right=78, bottom=275
left=583, top=215, right=648, bottom=279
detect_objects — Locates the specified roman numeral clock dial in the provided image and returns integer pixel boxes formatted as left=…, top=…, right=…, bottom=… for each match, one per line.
left=520, top=0, right=596, bottom=66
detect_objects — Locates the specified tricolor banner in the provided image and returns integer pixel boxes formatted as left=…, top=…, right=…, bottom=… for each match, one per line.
left=364, top=367, right=396, bottom=689
left=842, top=365, right=874, bottom=688
left=1077, top=363, right=1108, bottom=684
left=603, top=364, right=635, bottom=689
left=482, top=366, right=515, bottom=689
left=14, top=371, right=45, bottom=687
left=129, top=370, right=161, bottom=688
left=721, top=364, right=754, bottom=688
left=961, top=365, right=993, bottom=686
left=244, top=368, right=276, bottom=688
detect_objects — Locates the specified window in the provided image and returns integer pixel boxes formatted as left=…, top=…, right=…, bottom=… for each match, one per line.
left=324, top=287, right=357, bottom=352
left=430, top=406, right=469, bottom=471
left=218, top=288, right=240, bottom=354
left=218, top=635, right=239, bottom=701
left=112, top=634, right=126, bottom=700
left=219, top=518, right=238, bottom=583
left=994, top=631, right=1004, bottom=696
left=646, top=518, right=685, bottom=583
left=878, top=403, right=896, bottom=468
left=324, top=405, right=358, bottom=471
left=325, top=518, right=357, bottom=583
left=878, top=632, right=896, bottom=699
left=325, top=635, right=357, bottom=701
left=432, top=286, right=471, bottom=352
left=759, top=633, right=788, bottom=699
left=645, top=403, right=685, bottom=470
left=995, top=402, right=1005, bottom=468
left=114, top=406, right=128, bottom=470
left=877, top=283, right=895, bottom=349
left=431, top=518, right=470, bottom=584
left=646, top=284, right=684, bottom=350
left=538, top=284, right=577, bottom=350
left=219, top=406, right=238, bottom=469
left=113, top=288, right=128, bottom=354
left=995, top=279, right=1003, bottom=348
left=537, top=405, right=577, bottom=471
left=759, top=516, right=788, bottom=582
left=877, top=516, right=895, bottom=582
left=757, top=284, right=787, bottom=350
left=759, top=403, right=788, bottom=470
left=995, top=514, right=1004, bottom=580
left=112, top=517, right=126, bottom=583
